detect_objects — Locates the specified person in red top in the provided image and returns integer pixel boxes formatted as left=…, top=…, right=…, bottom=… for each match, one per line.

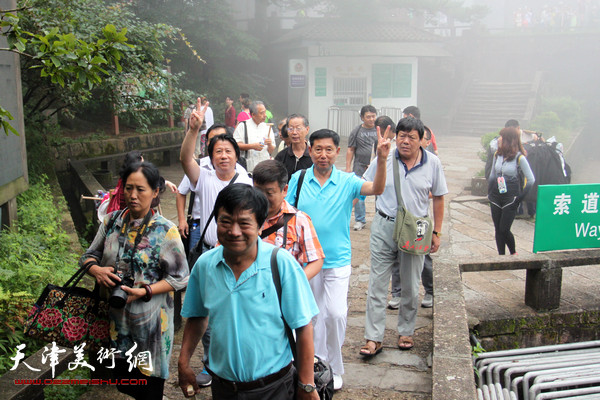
left=224, top=96, right=236, bottom=130
left=253, top=160, right=325, bottom=280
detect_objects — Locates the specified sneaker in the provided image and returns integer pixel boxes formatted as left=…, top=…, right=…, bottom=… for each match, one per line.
left=388, top=297, right=401, bottom=309
left=421, top=293, right=433, bottom=308
left=196, top=368, right=212, bottom=387
left=353, top=221, right=366, bottom=231
left=333, top=373, right=343, bottom=391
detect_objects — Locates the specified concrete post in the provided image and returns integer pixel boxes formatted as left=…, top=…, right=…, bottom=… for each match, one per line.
left=525, top=260, right=562, bottom=312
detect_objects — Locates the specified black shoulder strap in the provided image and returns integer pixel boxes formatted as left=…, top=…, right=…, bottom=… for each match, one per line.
left=260, top=213, right=295, bottom=240
left=186, top=158, right=202, bottom=219
left=293, top=169, right=307, bottom=208
left=270, top=247, right=297, bottom=362
left=192, top=172, right=240, bottom=253
left=105, top=209, right=124, bottom=235
left=242, top=121, right=248, bottom=158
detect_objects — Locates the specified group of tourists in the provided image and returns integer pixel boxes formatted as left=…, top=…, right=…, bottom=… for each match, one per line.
left=81, top=92, right=453, bottom=399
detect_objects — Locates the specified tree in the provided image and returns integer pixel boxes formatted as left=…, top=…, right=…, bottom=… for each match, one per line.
left=2, top=0, right=199, bottom=134
left=0, top=1, right=129, bottom=134
left=129, top=1, right=263, bottom=117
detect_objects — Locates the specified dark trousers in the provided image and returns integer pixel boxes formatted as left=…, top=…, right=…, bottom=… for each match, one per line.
left=490, top=202, right=518, bottom=255
left=113, top=359, right=165, bottom=400
left=210, top=365, right=296, bottom=400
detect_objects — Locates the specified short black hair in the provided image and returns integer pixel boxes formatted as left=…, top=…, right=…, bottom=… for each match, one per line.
left=403, top=106, right=421, bottom=120
left=252, top=160, right=288, bottom=190
left=240, top=93, right=250, bottom=100
left=119, top=150, right=143, bottom=180
left=360, top=105, right=377, bottom=117
left=287, top=113, right=309, bottom=127
left=280, top=124, right=289, bottom=139
left=309, top=129, right=340, bottom=147
left=423, top=125, right=432, bottom=141
left=396, top=117, right=425, bottom=140
left=206, top=123, right=228, bottom=140
left=208, top=134, right=241, bottom=162
left=375, top=115, right=395, bottom=132
left=122, top=161, right=165, bottom=194
left=214, top=184, right=269, bottom=227
left=505, top=119, right=520, bottom=128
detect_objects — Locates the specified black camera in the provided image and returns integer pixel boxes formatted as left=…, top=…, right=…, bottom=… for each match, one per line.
left=109, top=270, right=134, bottom=308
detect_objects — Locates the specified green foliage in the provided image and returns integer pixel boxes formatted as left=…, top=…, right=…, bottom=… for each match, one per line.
left=1, top=3, right=130, bottom=134
left=0, top=288, right=38, bottom=374
left=2, top=0, right=197, bottom=134
left=132, top=1, right=262, bottom=111
left=0, top=177, right=79, bottom=296
left=479, top=131, right=499, bottom=162
left=529, top=96, right=583, bottom=143
left=0, top=175, right=81, bottom=376
left=0, top=105, right=19, bottom=136
left=44, top=358, right=91, bottom=400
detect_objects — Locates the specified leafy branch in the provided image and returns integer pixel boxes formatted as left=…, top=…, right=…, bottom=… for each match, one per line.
left=1, top=7, right=130, bottom=135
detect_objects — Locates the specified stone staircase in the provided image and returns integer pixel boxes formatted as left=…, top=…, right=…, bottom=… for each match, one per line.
left=449, top=74, right=542, bottom=137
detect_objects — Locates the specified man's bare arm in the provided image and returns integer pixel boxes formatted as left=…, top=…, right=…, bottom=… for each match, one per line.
left=360, top=126, right=391, bottom=196
left=180, top=98, right=207, bottom=186
left=178, top=317, right=208, bottom=397
left=295, top=323, right=319, bottom=399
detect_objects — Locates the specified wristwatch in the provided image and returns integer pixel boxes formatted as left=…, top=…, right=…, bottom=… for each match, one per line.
left=433, top=231, right=442, bottom=238
left=298, top=381, right=317, bottom=393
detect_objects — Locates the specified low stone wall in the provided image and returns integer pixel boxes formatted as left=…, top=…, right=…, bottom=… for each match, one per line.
left=50, top=130, right=185, bottom=171
left=476, top=311, right=600, bottom=352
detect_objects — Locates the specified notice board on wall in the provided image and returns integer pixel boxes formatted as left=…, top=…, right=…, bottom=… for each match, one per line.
left=372, top=64, right=412, bottom=98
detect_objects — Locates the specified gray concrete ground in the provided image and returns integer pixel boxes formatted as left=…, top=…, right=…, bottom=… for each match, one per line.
left=92, top=130, right=598, bottom=399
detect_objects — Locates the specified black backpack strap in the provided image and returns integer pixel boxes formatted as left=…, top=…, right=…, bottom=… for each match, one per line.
left=270, top=247, right=297, bottom=362
left=242, top=121, right=248, bottom=158
left=192, top=173, right=240, bottom=254
left=260, top=213, right=295, bottom=241
left=294, top=169, right=307, bottom=208
left=186, top=158, right=202, bottom=219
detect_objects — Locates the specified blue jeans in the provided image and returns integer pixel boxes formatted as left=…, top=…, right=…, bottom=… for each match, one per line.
left=354, top=197, right=366, bottom=223
left=189, top=221, right=202, bottom=252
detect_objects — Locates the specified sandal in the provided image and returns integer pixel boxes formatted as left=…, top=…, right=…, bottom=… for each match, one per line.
left=359, top=340, right=383, bottom=356
left=398, top=336, right=414, bottom=350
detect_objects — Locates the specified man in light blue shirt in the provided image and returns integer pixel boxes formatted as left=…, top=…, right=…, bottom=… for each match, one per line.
left=286, top=128, right=390, bottom=390
left=178, top=184, right=319, bottom=399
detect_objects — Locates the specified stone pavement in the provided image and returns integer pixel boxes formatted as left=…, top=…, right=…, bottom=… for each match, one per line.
left=117, top=131, right=599, bottom=399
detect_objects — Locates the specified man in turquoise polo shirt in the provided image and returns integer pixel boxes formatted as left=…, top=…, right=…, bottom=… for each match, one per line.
left=178, top=184, right=319, bottom=399
left=286, top=128, right=390, bottom=390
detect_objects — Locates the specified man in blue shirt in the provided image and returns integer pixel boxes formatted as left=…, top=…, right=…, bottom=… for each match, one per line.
left=178, top=184, right=319, bottom=399
left=286, top=128, right=390, bottom=390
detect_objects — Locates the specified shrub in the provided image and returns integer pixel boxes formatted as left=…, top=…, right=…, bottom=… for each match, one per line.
left=0, top=176, right=80, bottom=376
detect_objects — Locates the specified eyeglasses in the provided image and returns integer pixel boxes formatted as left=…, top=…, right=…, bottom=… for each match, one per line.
left=287, top=126, right=305, bottom=132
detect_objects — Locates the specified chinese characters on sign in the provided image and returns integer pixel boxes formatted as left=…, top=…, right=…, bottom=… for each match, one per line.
left=10, top=341, right=152, bottom=378
left=534, top=184, right=600, bottom=253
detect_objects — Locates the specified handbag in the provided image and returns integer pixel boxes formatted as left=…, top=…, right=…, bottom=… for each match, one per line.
left=188, top=172, right=239, bottom=268
left=23, top=262, right=110, bottom=351
left=392, top=156, right=433, bottom=255
left=270, top=248, right=334, bottom=400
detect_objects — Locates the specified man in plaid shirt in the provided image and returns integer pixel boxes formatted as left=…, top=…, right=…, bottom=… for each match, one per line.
left=253, top=160, right=325, bottom=280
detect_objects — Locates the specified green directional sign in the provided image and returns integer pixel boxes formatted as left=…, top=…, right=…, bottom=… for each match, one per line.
left=534, top=183, right=600, bottom=253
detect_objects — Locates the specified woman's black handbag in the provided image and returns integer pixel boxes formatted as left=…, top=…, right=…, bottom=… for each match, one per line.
left=270, top=248, right=334, bottom=399
left=23, top=263, right=110, bottom=351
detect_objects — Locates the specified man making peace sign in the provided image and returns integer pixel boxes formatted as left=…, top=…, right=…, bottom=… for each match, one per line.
left=286, top=127, right=391, bottom=390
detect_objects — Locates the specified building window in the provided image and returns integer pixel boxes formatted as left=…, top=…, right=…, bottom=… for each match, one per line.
left=333, top=77, right=367, bottom=106
left=372, top=64, right=412, bottom=98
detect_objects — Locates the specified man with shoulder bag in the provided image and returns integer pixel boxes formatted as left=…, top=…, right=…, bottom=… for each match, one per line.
left=361, top=117, right=448, bottom=356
